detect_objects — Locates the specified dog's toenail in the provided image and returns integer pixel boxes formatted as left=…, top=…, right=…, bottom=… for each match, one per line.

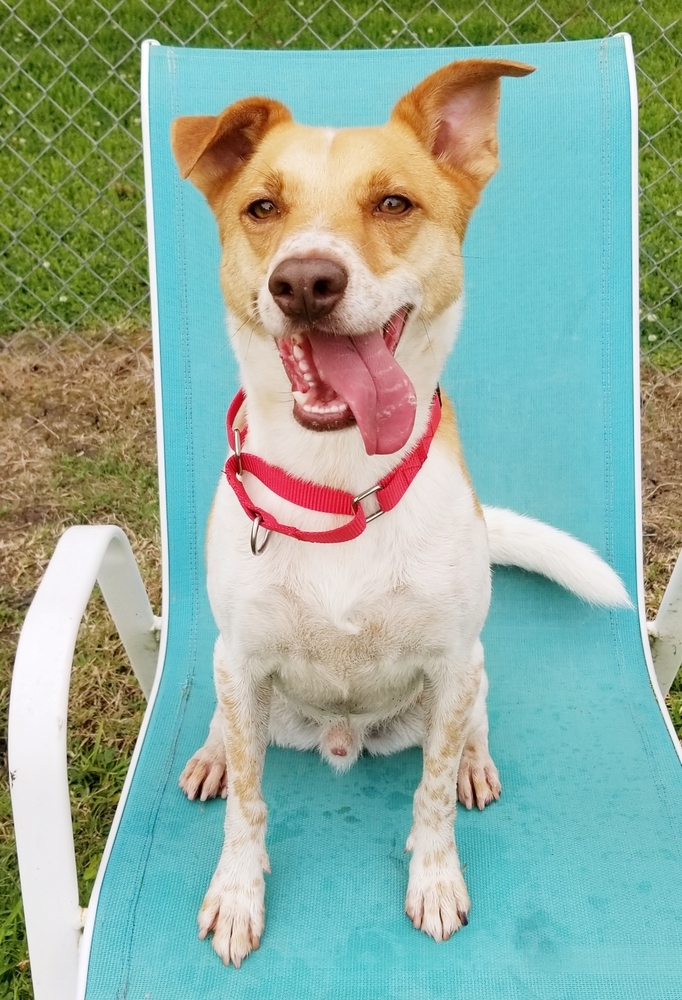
left=458, top=911, right=469, bottom=926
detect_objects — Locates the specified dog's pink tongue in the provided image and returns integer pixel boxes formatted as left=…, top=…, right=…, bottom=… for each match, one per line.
left=309, top=330, right=416, bottom=455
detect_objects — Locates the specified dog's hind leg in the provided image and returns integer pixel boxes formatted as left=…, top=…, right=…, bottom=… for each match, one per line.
left=180, top=689, right=325, bottom=801
left=456, top=667, right=501, bottom=810
left=179, top=706, right=228, bottom=801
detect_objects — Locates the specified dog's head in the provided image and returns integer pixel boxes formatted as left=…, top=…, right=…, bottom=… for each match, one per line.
left=172, top=59, right=534, bottom=456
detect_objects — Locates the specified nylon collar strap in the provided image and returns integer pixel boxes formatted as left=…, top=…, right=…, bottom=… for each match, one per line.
left=224, top=387, right=442, bottom=547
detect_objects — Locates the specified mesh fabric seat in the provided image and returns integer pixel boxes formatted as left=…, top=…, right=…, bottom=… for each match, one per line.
left=79, top=37, right=682, bottom=999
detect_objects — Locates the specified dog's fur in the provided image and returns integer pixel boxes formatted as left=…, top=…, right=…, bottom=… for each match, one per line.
left=171, top=59, right=631, bottom=967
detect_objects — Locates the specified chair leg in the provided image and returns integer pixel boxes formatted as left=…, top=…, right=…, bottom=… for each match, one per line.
left=648, top=550, right=682, bottom=697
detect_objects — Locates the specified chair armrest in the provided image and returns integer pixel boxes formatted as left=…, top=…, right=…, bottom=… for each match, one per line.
left=648, top=549, right=682, bottom=697
left=8, top=525, right=159, bottom=1000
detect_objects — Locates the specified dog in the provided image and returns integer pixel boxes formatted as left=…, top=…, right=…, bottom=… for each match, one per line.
left=170, top=58, right=631, bottom=968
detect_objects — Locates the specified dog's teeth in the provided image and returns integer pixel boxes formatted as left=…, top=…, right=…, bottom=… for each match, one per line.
left=303, top=373, right=315, bottom=384
left=298, top=360, right=309, bottom=372
left=293, top=391, right=347, bottom=417
left=293, top=345, right=304, bottom=360
left=291, top=333, right=303, bottom=345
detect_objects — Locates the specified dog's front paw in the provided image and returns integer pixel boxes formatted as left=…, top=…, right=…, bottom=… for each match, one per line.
left=198, top=850, right=269, bottom=967
left=457, top=745, right=501, bottom=811
left=405, top=847, right=470, bottom=942
left=179, top=746, right=227, bottom=801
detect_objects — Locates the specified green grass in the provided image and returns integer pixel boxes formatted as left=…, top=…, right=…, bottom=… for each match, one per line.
left=0, top=0, right=681, bottom=361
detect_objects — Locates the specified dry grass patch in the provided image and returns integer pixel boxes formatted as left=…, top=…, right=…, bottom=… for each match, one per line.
left=0, top=345, right=680, bottom=998
left=641, top=365, right=682, bottom=734
left=641, top=366, right=682, bottom=610
left=0, top=339, right=158, bottom=997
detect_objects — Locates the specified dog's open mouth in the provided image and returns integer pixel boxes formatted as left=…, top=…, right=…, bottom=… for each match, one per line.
left=277, top=308, right=416, bottom=456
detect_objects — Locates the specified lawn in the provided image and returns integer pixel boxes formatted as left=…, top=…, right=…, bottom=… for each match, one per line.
left=0, top=0, right=681, bottom=363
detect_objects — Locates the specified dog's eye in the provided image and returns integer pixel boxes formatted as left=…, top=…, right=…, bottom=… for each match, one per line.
left=376, top=196, right=412, bottom=216
left=247, top=199, right=279, bottom=220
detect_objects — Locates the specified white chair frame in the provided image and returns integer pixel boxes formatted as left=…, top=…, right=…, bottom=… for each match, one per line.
left=8, top=525, right=161, bottom=1000
left=649, top=552, right=682, bottom=697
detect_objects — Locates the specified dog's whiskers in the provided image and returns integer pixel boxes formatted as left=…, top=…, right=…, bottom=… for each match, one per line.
left=420, top=316, right=438, bottom=364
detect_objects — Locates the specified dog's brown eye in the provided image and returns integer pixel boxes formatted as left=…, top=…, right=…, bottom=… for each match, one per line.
left=248, top=199, right=278, bottom=220
left=376, top=196, right=412, bottom=216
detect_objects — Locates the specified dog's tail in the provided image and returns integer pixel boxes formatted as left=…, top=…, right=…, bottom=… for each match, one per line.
left=482, top=506, right=632, bottom=608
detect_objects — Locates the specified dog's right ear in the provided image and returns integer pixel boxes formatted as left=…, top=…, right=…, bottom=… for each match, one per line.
left=171, top=97, right=292, bottom=203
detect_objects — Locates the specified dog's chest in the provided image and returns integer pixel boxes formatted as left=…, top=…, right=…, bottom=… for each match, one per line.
left=211, top=531, right=484, bottom=718
left=265, top=584, right=442, bottom=710
left=207, top=457, right=490, bottom=712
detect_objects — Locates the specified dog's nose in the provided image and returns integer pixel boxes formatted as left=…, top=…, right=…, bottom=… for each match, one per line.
left=268, top=257, right=348, bottom=322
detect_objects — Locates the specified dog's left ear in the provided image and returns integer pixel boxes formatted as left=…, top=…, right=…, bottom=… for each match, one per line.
left=391, top=59, right=534, bottom=190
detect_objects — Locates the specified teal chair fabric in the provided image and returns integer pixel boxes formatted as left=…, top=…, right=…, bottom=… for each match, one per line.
left=82, top=38, right=682, bottom=999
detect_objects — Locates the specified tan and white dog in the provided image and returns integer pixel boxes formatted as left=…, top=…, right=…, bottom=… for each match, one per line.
left=170, top=59, right=630, bottom=968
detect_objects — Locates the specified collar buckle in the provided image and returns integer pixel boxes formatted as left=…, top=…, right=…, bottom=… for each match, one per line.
left=352, top=483, right=384, bottom=523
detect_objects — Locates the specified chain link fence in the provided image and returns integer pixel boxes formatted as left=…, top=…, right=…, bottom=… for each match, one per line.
left=0, top=1, right=680, bottom=370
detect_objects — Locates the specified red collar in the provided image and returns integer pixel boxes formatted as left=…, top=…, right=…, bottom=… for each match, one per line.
left=224, top=388, right=442, bottom=553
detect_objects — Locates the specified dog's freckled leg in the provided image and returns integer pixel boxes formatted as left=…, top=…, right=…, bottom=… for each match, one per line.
left=198, top=638, right=271, bottom=969
left=405, top=644, right=484, bottom=942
